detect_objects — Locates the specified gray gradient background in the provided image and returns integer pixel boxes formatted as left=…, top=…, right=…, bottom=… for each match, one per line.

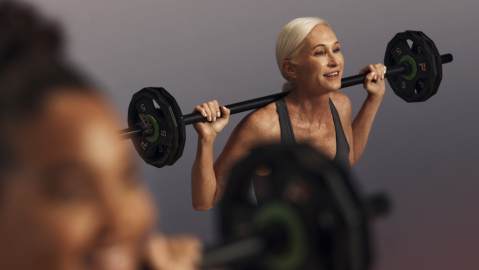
left=30, top=0, right=478, bottom=269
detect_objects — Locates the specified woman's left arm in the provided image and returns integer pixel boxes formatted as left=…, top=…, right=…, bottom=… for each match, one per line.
left=351, top=63, right=386, bottom=164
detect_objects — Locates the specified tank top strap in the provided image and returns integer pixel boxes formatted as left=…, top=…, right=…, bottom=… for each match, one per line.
left=328, top=98, right=351, bottom=167
left=275, top=98, right=296, bottom=143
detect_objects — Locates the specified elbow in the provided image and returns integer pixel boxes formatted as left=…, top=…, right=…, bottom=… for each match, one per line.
left=193, top=202, right=213, bottom=211
left=192, top=196, right=216, bottom=211
left=192, top=191, right=220, bottom=211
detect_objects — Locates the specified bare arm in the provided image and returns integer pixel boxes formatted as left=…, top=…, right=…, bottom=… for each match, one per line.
left=351, top=63, right=386, bottom=163
left=191, top=108, right=265, bottom=211
left=191, top=137, right=218, bottom=211
left=352, top=94, right=384, bottom=163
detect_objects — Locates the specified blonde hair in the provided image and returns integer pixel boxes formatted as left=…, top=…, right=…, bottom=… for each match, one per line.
left=276, top=17, right=328, bottom=91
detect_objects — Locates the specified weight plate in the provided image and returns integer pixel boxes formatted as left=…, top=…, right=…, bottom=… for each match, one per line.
left=219, top=144, right=371, bottom=270
left=384, top=30, right=439, bottom=102
left=415, top=31, right=443, bottom=98
left=148, top=87, right=185, bottom=166
left=127, top=87, right=183, bottom=168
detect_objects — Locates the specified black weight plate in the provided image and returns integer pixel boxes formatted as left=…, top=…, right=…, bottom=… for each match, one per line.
left=152, top=88, right=186, bottom=165
left=416, top=31, right=443, bottom=98
left=384, top=32, right=415, bottom=101
left=145, top=88, right=180, bottom=167
left=127, top=87, right=182, bottom=168
left=409, top=31, right=438, bottom=101
left=402, top=31, right=435, bottom=101
left=384, top=30, right=439, bottom=102
left=147, top=87, right=185, bottom=166
left=219, top=144, right=371, bottom=270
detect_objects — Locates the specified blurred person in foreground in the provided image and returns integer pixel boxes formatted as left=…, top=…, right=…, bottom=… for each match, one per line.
left=0, top=1, right=199, bottom=270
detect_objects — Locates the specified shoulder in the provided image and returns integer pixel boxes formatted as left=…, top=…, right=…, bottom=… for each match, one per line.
left=231, top=101, right=279, bottom=141
left=330, top=90, right=351, bottom=108
left=215, top=101, right=279, bottom=169
left=330, top=91, right=352, bottom=116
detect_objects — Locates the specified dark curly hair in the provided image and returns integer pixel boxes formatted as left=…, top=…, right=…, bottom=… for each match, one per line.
left=0, top=1, right=97, bottom=169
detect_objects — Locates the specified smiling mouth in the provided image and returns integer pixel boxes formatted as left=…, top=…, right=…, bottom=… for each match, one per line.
left=323, top=71, right=340, bottom=79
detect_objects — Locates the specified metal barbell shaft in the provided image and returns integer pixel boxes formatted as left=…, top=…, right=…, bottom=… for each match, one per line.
left=201, top=236, right=264, bottom=268
left=120, top=127, right=142, bottom=138
left=201, top=221, right=289, bottom=268
left=182, top=53, right=453, bottom=125
left=121, top=53, right=453, bottom=136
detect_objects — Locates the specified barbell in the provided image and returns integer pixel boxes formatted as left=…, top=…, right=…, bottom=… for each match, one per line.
left=121, top=30, right=453, bottom=168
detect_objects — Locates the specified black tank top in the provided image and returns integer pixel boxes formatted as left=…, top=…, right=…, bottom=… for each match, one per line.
left=275, top=98, right=350, bottom=167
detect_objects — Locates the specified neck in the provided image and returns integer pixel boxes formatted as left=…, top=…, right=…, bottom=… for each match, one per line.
left=287, top=86, right=333, bottom=122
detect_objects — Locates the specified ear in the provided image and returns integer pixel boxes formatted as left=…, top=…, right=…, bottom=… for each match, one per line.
left=282, top=59, right=298, bottom=81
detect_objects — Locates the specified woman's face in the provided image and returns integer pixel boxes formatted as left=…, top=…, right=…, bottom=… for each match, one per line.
left=0, top=90, right=155, bottom=270
left=291, top=23, right=345, bottom=92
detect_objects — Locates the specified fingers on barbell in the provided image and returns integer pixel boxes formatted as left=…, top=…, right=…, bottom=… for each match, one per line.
left=366, top=70, right=377, bottom=83
left=195, top=105, right=207, bottom=118
left=361, top=65, right=376, bottom=80
left=373, top=63, right=386, bottom=80
left=220, top=106, right=230, bottom=118
left=365, top=63, right=387, bottom=82
left=208, top=100, right=220, bottom=121
left=214, top=100, right=222, bottom=118
left=201, top=103, right=213, bottom=121
left=196, top=101, right=224, bottom=122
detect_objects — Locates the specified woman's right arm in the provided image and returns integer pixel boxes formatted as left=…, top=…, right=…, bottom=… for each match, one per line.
left=191, top=100, right=229, bottom=211
left=191, top=101, right=263, bottom=211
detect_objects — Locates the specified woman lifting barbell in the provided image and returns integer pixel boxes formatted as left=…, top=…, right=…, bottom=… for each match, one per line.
left=191, top=17, right=387, bottom=211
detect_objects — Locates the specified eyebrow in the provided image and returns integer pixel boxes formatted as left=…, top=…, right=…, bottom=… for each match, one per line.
left=312, top=41, right=340, bottom=50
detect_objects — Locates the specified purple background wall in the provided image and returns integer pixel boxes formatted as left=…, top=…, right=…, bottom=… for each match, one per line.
left=30, top=0, right=479, bottom=269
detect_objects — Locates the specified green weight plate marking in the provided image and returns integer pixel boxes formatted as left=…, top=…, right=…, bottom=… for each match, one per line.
left=143, top=114, right=160, bottom=143
left=254, top=202, right=306, bottom=270
left=399, top=55, right=417, bottom=81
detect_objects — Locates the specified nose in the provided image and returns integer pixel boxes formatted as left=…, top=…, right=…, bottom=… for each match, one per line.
left=327, top=50, right=339, bottom=68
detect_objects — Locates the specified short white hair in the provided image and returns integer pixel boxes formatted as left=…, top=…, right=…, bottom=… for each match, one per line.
left=276, top=17, right=328, bottom=90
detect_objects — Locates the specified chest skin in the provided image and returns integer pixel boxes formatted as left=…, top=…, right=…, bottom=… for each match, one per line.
left=288, top=107, right=338, bottom=160
left=255, top=102, right=339, bottom=161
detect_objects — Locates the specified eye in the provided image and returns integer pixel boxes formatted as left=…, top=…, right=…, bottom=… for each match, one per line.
left=333, top=47, right=341, bottom=53
left=314, top=50, right=326, bottom=56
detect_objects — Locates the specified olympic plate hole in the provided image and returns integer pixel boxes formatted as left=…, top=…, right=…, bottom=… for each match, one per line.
left=414, top=80, right=425, bottom=95
left=407, top=39, right=413, bottom=49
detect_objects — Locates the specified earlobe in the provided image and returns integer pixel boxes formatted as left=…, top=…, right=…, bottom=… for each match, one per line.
left=282, top=59, right=297, bottom=80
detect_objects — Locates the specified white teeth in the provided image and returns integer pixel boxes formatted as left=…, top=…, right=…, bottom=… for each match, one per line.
left=324, top=71, right=339, bottom=77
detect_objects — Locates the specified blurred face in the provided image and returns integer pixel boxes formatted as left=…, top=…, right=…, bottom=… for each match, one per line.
left=0, top=90, right=155, bottom=270
left=287, top=24, right=345, bottom=93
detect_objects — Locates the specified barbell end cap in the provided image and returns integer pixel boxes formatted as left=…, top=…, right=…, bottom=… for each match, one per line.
left=440, top=53, right=453, bottom=64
